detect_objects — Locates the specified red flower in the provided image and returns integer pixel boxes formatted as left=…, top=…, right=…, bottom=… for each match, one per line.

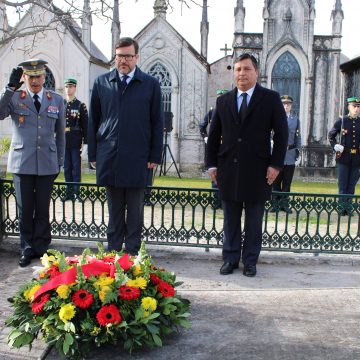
left=150, top=273, right=162, bottom=285
left=157, top=281, right=175, bottom=297
left=46, top=265, right=61, bottom=279
left=102, top=255, right=115, bottom=263
left=96, top=304, right=122, bottom=326
left=119, top=285, right=140, bottom=300
left=116, top=254, right=133, bottom=271
left=31, top=293, right=50, bottom=314
left=72, top=289, right=94, bottom=309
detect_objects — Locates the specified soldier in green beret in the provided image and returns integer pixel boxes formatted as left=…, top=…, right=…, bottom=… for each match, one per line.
left=328, top=96, right=360, bottom=215
left=63, top=78, right=88, bottom=201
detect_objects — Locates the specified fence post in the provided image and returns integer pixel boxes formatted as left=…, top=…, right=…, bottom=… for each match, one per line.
left=0, top=174, right=4, bottom=240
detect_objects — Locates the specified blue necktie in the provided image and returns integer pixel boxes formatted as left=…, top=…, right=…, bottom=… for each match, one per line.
left=121, top=74, right=129, bottom=87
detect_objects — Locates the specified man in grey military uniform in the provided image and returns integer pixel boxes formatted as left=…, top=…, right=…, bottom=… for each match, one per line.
left=271, top=95, right=301, bottom=214
left=0, top=59, right=65, bottom=267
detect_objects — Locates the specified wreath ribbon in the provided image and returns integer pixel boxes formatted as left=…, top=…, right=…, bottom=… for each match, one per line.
left=33, top=254, right=133, bottom=301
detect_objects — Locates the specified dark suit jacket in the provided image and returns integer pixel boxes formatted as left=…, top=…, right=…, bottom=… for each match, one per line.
left=88, top=66, right=164, bottom=187
left=206, top=83, right=288, bottom=202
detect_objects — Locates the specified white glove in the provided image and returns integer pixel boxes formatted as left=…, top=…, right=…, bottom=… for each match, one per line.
left=334, top=144, right=344, bottom=153
left=81, top=144, right=88, bottom=158
left=204, top=137, right=208, bottom=144
left=295, top=157, right=301, bottom=166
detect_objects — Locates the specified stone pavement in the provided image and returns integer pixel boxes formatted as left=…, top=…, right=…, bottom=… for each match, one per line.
left=1, top=238, right=360, bottom=360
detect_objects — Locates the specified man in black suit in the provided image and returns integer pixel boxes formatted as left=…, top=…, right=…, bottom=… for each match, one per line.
left=206, top=53, right=288, bottom=277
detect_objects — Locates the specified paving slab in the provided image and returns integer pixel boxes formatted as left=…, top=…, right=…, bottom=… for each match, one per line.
left=1, top=238, right=360, bottom=360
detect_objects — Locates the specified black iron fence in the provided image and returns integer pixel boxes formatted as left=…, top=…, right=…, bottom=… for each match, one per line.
left=0, top=179, right=359, bottom=254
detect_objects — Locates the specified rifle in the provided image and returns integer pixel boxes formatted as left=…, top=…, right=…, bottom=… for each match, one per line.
left=336, top=72, right=345, bottom=159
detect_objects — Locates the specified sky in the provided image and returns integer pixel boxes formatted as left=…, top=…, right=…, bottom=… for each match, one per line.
left=91, top=0, right=359, bottom=63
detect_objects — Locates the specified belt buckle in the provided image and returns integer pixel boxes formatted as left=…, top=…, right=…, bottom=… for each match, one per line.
left=350, top=149, right=357, bottom=154
left=65, top=127, right=70, bottom=132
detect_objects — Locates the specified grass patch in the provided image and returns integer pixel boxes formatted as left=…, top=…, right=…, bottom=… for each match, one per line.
left=3, top=171, right=359, bottom=195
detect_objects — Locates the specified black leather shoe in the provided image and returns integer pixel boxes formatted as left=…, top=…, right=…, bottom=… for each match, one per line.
left=220, top=262, right=238, bottom=275
left=19, top=254, right=31, bottom=267
left=243, top=264, right=257, bottom=277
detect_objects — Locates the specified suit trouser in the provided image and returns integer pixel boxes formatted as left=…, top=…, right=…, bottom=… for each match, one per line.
left=12, top=173, right=56, bottom=256
left=222, top=200, right=265, bottom=265
left=64, top=147, right=81, bottom=196
left=272, top=164, right=295, bottom=193
left=338, top=163, right=360, bottom=195
left=106, top=186, right=144, bottom=254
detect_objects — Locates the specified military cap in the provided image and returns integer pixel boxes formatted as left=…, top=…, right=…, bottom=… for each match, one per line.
left=216, top=89, right=228, bottom=95
left=64, top=78, right=77, bottom=86
left=18, top=59, right=47, bottom=76
left=281, top=95, right=293, bottom=103
left=347, top=96, right=360, bottom=105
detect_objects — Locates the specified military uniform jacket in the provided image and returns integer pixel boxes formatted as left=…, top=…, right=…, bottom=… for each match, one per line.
left=64, top=98, right=88, bottom=149
left=199, top=108, right=214, bottom=138
left=284, top=114, right=301, bottom=165
left=328, top=115, right=360, bottom=167
left=206, top=84, right=288, bottom=202
left=0, top=87, right=65, bottom=175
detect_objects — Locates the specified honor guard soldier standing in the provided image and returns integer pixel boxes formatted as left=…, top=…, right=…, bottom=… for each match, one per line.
left=0, top=59, right=65, bottom=267
left=271, top=95, right=301, bottom=214
left=63, top=78, right=88, bottom=200
left=328, top=96, right=360, bottom=215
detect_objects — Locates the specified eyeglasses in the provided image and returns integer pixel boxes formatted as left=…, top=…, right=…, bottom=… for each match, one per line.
left=115, top=54, right=136, bottom=61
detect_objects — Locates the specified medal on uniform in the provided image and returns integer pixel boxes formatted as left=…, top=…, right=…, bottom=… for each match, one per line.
left=46, top=91, right=52, bottom=100
left=20, top=91, right=26, bottom=99
left=19, top=115, right=25, bottom=125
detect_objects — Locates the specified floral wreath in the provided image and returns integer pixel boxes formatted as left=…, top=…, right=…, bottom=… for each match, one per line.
left=6, top=242, right=191, bottom=359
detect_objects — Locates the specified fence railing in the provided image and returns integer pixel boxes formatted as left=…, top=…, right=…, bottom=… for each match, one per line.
left=0, top=179, right=359, bottom=254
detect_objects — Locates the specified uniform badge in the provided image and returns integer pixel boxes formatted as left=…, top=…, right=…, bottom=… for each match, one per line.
left=342, top=129, right=348, bottom=135
left=20, top=91, right=26, bottom=99
left=47, top=105, right=59, bottom=114
left=46, top=91, right=52, bottom=100
left=19, top=115, right=25, bottom=125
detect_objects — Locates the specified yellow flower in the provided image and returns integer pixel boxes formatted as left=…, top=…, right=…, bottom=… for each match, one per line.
left=91, top=326, right=101, bottom=336
left=56, top=284, right=70, bottom=299
left=59, top=303, right=76, bottom=323
left=141, top=297, right=157, bottom=317
left=24, top=284, right=41, bottom=301
left=132, top=264, right=143, bottom=276
left=126, top=277, right=147, bottom=289
left=99, top=285, right=111, bottom=302
left=40, top=254, right=55, bottom=268
left=94, top=274, right=114, bottom=289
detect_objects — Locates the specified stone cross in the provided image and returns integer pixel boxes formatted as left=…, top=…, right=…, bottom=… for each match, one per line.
left=220, top=43, right=232, bottom=56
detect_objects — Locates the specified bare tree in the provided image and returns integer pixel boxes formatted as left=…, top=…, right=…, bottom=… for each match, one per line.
left=0, top=0, right=202, bottom=51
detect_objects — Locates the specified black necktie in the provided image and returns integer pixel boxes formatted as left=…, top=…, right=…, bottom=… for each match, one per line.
left=33, top=94, right=41, bottom=113
left=121, top=74, right=129, bottom=87
left=239, top=93, right=247, bottom=123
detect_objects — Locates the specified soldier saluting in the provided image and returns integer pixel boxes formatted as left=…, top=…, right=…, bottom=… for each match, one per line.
left=328, top=96, right=360, bottom=216
left=0, top=59, right=65, bottom=267
left=63, top=78, right=88, bottom=201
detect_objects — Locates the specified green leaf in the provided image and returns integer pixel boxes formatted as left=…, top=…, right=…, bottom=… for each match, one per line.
left=146, top=324, right=159, bottom=334
left=9, top=332, right=34, bottom=348
left=151, top=333, right=162, bottom=347
left=63, top=333, right=74, bottom=354
left=178, top=319, right=191, bottom=328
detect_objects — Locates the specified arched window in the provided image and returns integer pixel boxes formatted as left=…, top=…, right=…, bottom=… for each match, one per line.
left=148, top=62, right=171, bottom=112
left=271, top=51, right=301, bottom=116
left=44, top=66, right=55, bottom=90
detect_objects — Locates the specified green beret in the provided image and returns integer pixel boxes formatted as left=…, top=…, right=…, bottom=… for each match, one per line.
left=18, top=59, right=47, bottom=76
left=281, top=95, right=293, bottom=103
left=216, top=89, right=228, bottom=95
left=64, top=78, right=77, bottom=85
left=347, top=96, right=360, bottom=104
